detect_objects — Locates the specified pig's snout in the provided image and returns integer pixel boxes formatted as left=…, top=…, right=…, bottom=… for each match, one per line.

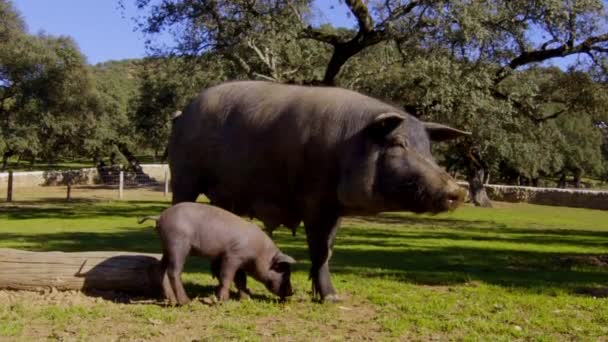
left=424, top=168, right=467, bottom=213
left=443, top=181, right=466, bottom=210
left=281, top=283, right=294, bottom=298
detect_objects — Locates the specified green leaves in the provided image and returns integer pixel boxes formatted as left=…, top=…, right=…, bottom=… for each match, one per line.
left=0, top=1, right=99, bottom=167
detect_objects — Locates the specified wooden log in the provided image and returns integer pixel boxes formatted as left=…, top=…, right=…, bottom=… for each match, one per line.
left=0, top=248, right=163, bottom=295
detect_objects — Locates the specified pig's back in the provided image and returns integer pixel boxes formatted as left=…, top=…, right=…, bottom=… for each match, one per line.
left=168, top=81, right=399, bottom=224
left=158, top=203, right=265, bottom=258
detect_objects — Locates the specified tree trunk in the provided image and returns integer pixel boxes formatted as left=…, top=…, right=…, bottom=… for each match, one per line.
left=161, top=146, right=169, bottom=162
left=110, top=151, right=118, bottom=165
left=116, top=143, right=143, bottom=174
left=467, top=167, right=492, bottom=207
left=573, top=168, right=583, bottom=188
left=1, top=151, right=13, bottom=171
left=558, top=171, right=567, bottom=188
left=0, top=248, right=163, bottom=296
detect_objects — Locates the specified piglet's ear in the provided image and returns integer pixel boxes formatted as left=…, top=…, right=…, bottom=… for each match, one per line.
left=274, top=252, right=296, bottom=265
left=271, top=252, right=296, bottom=271
left=366, top=112, right=405, bottom=138
left=424, top=122, right=471, bottom=142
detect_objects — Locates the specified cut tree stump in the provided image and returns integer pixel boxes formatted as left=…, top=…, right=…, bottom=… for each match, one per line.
left=0, top=248, right=163, bottom=296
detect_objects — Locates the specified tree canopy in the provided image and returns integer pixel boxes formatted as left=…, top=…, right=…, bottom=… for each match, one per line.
left=0, top=0, right=101, bottom=168
left=2, top=0, right=607, bottom=197
left=124, top=0, right=608, bottom=201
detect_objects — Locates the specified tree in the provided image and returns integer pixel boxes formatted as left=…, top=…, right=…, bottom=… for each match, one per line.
left=131, top=55, right=227, bottom=157
left=127, top=0, right=608, bottom=204
left=1, top=1, right=100, bottom=169
left=88, top=59, right=141, bottom=165
left=124, top=0, right=327, bottom=82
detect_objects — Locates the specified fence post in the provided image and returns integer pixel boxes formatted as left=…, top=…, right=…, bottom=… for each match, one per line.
left=164, top=167, right=169, bottom=197
left=6, top=170, right=13, bottom=202
left=118, top=166, right=124, bottom=200
left=66, top=183, right=72, bottom=201
left=66, top=172, right=72, bottom=202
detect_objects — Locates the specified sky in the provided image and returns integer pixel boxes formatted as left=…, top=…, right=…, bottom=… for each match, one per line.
left=14, top=0, right=355, bottom=65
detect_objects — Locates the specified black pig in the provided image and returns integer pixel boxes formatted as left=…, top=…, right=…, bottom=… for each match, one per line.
left=139, top=202, right=296, bottom=305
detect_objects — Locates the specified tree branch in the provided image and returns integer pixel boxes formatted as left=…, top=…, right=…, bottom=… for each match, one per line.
left=299, top=0, right=424, bottom=84
left=345, top=0, right=374, bottom=33
left=495, top=33, right=608, bottom=83
left=225, top=53, right=251, bottom=74
left=299, top=27, right=343, bottom=45
left=381, top=0, right=422, bottom=26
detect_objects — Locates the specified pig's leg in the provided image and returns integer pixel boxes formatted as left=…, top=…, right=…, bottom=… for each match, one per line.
left=210, top=258, right=221, bottom=279
left=234, top=269, right=251, bottom=300
left=165, top=243, right=191, bottom=305
left=304, top=212, right=341, bottom=302
left=160, top=254, right=178, bottom=305
left=216, top=258, right=239, bottom=301
left=170, top=175, right=200, bottom=205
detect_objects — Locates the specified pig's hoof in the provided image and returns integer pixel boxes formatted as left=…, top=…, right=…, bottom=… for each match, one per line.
left=201, top=295, right=219, bottom=306
left=322, top=294, right=342, bottom=303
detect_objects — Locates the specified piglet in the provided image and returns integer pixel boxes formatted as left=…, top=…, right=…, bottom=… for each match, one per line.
left=138, top=202, right=296, bottom=306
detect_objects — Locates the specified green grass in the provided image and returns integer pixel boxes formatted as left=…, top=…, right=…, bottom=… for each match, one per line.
left=1, top=200, right=608, bottom=340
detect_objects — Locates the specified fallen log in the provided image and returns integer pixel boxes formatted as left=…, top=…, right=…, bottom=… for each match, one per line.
left=0, top=248, right=163, bottom=296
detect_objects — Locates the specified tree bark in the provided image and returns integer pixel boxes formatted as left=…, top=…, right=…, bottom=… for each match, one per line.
left=0, top=248, right=163, bottom=296
left=573, top=168, right=583, bottom=188
left=1, top=151, right=14, bottom=171
left=116, top=143, right=143, bottom=174
left=467, top=167, right=492, bottom=208
left=558, top=171, right=567, bottom=188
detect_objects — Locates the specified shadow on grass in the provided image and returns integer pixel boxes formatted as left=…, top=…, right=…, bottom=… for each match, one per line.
left=2, top=224, right=607, bottom=297
left=2, top=202, right=608, bottom=297
left=348, top=213, right=608, bottom=248
left=0, top=201, right=171, bottom=220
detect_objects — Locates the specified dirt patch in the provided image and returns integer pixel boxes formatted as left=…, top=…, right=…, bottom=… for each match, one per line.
left=254, top=294, right=383, bottom=341
left=574, top=287, right=608, bottom=298
left=0, top=288, right=163, bottom=306
left=556, top=255, right=608, bottom=269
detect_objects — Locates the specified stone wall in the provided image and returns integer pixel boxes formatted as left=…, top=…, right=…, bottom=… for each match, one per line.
left=140, top=164, right=170, bottom=183
left=0, top=168, right=99, bottom=187
left=458, top=182, right=608, bottom=210
left=2, top=166, right=607, bottom=210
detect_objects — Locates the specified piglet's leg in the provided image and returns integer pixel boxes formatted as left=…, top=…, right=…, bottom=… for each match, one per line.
left=210, top=258, right=221, bottom=279
left=166, top=242, right=191, bottom=305
left=234, top=269, right=251, bottom=300
left=216, top=258, right=240, bottom=301
left=160, top=254, right=178, bottom=305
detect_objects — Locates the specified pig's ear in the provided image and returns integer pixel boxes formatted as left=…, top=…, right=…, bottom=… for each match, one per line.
left=271, top=252, right=296, bottom=271
left=367, top=112, right=405, bottom=138
left=424, top=122, right=471, bottom=142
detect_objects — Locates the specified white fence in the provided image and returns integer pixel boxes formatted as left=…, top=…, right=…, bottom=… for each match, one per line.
left=0, top=164, right=171, bottom=202
left=2, top=166, right=608, bottom=209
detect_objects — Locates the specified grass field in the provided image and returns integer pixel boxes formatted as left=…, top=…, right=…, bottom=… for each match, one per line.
left=1, top=197, right=608, bottom=341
